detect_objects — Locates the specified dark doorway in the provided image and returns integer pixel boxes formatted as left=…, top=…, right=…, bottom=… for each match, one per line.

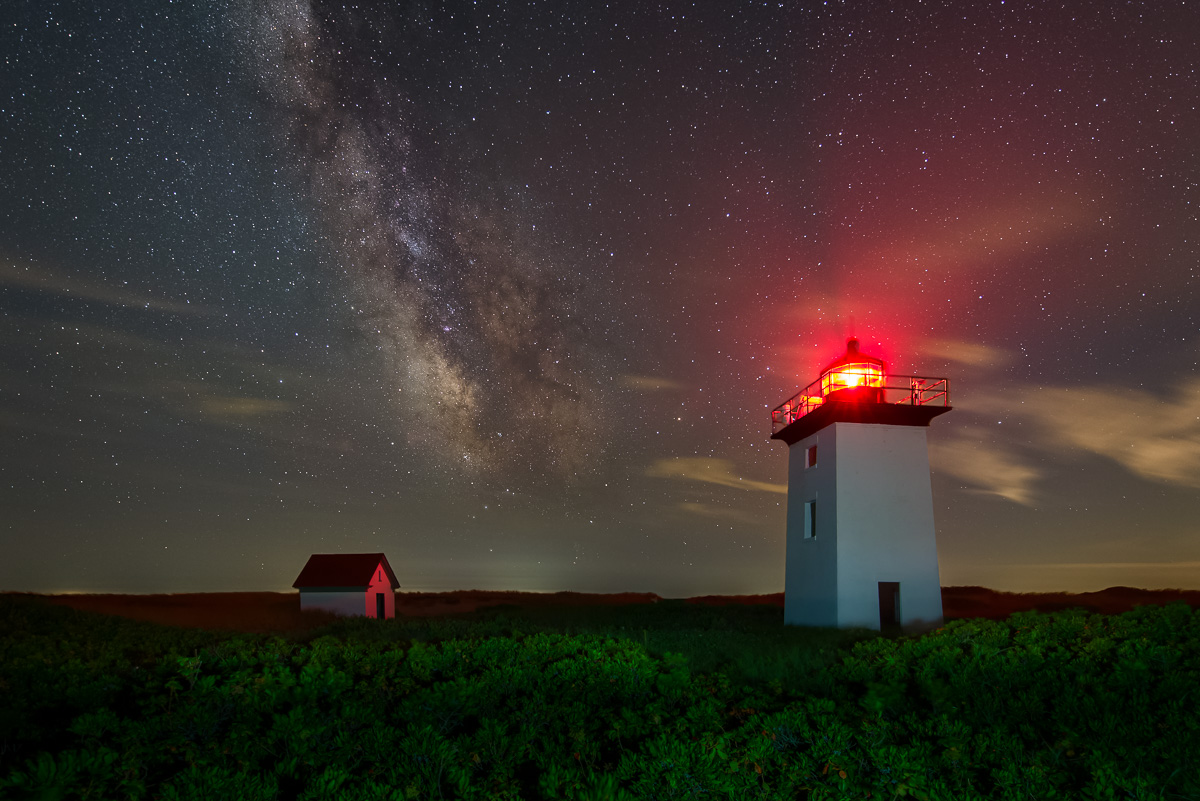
left=375, top=592, right=385, bottom=619
left=878, top=582, right=901, bottom=635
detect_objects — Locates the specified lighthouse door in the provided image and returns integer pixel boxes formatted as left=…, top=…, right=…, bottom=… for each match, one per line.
left=878, top=582, right=901, bottom=634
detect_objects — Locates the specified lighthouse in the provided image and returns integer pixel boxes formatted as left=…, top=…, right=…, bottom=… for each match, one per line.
left=770, top=339, right=951, bottom=631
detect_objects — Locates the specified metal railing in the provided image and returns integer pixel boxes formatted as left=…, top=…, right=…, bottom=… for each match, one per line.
left=771, top=374, right=950, bottom=434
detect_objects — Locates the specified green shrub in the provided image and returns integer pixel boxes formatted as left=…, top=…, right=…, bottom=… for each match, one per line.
left=1, top=595, right=1196, bottom=800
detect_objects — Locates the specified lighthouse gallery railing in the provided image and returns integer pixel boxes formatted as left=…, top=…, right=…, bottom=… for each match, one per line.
left=771, top=375, right=950, bottom=434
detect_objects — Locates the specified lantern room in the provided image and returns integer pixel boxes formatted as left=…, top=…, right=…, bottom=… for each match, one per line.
left=771, top=339, right=950, bottom=438
left=818, top=338, right=886, bottom=404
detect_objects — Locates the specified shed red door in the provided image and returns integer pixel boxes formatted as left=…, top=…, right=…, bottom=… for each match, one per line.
left=375, top=593, right=385, bottom=619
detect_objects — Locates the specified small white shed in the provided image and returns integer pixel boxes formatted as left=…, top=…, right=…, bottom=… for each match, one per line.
left=292, top=552, right=400, bottom=619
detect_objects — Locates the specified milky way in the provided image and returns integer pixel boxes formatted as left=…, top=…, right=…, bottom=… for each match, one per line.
left=241, top=0, right=609, bottom=477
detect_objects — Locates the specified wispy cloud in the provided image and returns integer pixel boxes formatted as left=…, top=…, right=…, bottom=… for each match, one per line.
left=869, top=189, right=1096, bottom=277
left=621, top=374, right=686, bottom=392
left=922, top=338, right=1014, bottom=369
left=646, top=457, right=787, bottom=495
left=149, top=379, right=297, bottom=429
left=979, top=378, right=1200, bottom=489
left=0, top=261, right=210, bottom=315
left=929, top=433, right=1040, bottom=505
left=193, top=396, right=291, bottom=419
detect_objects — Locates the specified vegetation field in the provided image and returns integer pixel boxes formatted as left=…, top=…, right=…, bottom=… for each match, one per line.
left=0, top=594, right=1196, bottom=800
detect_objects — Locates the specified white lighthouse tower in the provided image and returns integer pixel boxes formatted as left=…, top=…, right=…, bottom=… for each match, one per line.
left=770, top=339, right=951, bottom=631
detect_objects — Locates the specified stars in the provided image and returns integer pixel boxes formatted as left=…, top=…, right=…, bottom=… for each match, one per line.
left=0, top=0, right=1193, bottom=596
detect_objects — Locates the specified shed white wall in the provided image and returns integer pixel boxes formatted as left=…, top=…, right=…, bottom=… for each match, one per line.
left=784, top=422, right=943, bottom=630
left=299, top=590, right=366, bottom=617
left=298, top=560, right=396, bottom=619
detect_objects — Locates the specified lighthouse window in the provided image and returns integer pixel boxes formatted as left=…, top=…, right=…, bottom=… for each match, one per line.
left=806, top=445, right=818, bottom=468
left=804, top=501, right=817, bottom=539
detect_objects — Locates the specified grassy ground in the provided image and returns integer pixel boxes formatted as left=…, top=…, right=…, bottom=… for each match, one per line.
left=301, top=599, right=876, bottom=691
left=1, top=594, right=1197, bottom=799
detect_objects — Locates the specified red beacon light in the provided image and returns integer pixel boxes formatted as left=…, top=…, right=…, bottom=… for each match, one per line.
left=770, top=338, right=950, bottom=435
left=819, top=338, right=886, bottom=404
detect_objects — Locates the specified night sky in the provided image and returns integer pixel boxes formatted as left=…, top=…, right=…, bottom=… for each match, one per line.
left=3, top=0, right=1197, bottom=597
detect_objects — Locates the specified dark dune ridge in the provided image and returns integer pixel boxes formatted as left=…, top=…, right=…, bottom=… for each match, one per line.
left=10, top=586, right=1199, bottom=634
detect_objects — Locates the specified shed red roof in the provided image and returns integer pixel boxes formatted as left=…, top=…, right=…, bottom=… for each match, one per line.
left=292, top=553, right=400, bottom=590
